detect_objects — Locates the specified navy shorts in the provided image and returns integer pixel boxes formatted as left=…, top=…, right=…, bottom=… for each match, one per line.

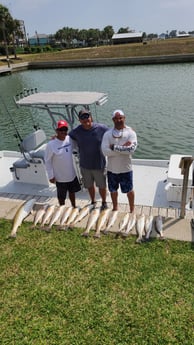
left=56, top=177, right=81, bottom=200
left=107, top=171, right=133, bottom=193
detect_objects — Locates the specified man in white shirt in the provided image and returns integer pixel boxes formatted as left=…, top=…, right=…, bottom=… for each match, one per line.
left=101, top=109, right=137, bottom=213
left=45, top=120, right=81, bottom=207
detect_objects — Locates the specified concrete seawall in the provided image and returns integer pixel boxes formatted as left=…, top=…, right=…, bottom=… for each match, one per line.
left=1, top=53, right=194, bottom=75
left=28, top=54, right=194, bottom=69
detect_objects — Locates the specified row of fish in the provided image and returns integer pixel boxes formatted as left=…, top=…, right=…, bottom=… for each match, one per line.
left=128, top=213, right=164, bottom=243
left=103, top=211, right=163, bottom=243
left=9, top=198, right=164, bottom=241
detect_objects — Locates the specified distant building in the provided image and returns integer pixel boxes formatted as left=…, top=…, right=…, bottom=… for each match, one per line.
left=14, top=20, right=27, bottom=46
left=176, top=33, right=190, bottom=38
left=112, top=32, right=143, bottom=44
left=158, top=33, right=166, bottom=40
left=28, top=34, right=50, bottom=46
left=18, top=20, right=27, bottom=42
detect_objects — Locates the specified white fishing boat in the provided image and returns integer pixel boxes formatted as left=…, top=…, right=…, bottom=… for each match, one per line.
left=0, top=89, right=193, bottom=220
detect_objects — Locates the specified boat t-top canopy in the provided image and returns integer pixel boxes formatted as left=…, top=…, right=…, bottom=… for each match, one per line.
left=14, top=89, right=108, bottom=129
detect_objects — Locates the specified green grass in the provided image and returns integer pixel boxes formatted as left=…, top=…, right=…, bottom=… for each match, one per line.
left=0, top=218, right=193, bottom=345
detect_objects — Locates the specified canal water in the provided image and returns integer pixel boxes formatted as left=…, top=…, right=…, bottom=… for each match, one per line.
left=0, top=63, right=193, bottom=159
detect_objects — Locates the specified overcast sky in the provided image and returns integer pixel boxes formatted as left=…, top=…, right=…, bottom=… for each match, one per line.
left=1, top=0, right=194, bottom=37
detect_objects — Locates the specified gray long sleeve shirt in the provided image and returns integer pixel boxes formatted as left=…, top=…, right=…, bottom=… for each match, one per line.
left=101, top=126, right=137, bottom=173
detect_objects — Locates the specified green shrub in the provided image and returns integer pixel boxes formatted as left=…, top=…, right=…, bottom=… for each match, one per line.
left=24, top=46, right=31, bottom=53
left=43, top=45, right=52, bottom=52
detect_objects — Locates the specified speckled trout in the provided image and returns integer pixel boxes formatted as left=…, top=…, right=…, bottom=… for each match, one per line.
left=103, top=210, right=118, bottom=235
left=81, top=207, right=101, bottom=237
left=94, top=208, right=111, bottom=238
left=45, top=205, right=66, bottom=231
left=59, top=206, right=73, bottom=228
left=32, top=204, right=49, bottom=228
left=40, top=204, right=55, bottom=227
left=65, top=207, right=80, bottom=228
left=144, top=215, right=154, bottom=241
left=116, top=212, right=130, bottom=237
left=155, top=215, right=164, bottom=239
left=122, top=213, right=136, bottom=237
left=135, top=214, right=145, bottom=243
left=72, top=204, right=94, bottom=226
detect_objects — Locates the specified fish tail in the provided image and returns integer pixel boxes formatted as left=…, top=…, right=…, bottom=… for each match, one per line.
left=102, top=229, right=109, bottom=235
left=81, top=230, right=90, bottom=237
left=44, top=226, right=51, bottom=232
left=93, top=232, right=101, bottom=239
left=10, top=232, right=17, bottom=238
left=135, top=237, right=142, bottom=244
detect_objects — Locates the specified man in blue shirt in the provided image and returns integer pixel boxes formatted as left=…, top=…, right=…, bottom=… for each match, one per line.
left=69, top=109, right=109, bottom=210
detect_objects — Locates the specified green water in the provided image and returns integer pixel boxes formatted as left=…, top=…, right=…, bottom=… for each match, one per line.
left=0, top=63, right=193, bottom=159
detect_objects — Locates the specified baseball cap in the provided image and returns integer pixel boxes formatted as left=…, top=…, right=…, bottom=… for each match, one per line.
left=112, top=109, right=125, bottom=118
left=56, top=120, right=68, bottom=129
left=78, top=109, right=91, bottom=118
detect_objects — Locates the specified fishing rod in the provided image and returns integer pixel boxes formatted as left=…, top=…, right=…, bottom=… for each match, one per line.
left=14, top=88, right=40, bottom=131
left=0, top=95, right=23, bottom=143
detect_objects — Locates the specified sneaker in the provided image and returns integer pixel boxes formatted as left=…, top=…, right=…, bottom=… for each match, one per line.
left=101, top=202, right=108, bottom=211
left=91, top=201, right=97, bottom=209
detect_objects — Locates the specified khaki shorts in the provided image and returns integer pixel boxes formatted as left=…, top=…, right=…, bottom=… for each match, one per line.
left=80, top=167, right=106, bottom=189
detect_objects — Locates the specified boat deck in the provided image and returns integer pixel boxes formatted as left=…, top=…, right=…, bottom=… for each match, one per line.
left=0, top=152, right=193, bottom=218
left=0, top=151, right=193, bottom=242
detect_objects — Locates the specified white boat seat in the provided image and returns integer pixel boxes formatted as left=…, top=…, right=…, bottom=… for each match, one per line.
left=12, top=146, right=46, bottom=171
left=12, top=159, right=30, bottom=169
left=19, top=129, right=47, bottom=163
left=29, top=144, right=47, bottom=161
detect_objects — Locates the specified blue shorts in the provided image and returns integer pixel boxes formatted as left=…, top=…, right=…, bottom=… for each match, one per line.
left=107, top=171, right=133, bottom=193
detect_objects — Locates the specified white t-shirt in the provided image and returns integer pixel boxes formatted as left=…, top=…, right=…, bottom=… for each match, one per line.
left=101, top=126, right=137, bottom=173
left=45, top=135, right=76, bottom=182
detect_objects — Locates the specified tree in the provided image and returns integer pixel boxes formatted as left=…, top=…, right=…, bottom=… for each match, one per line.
left=102, top=25, right=114, bottom=41
left=0, top=4, right=11, bottom=65
left=9, top=19, right=24, bottom=58
left=0, top=4, right=23, bottom=60
left=147, top=33, right=158, bottom=39
left=55, top=27, right=79, bottom=48
left=178, top=31, right=187, bottom=35
left=169, top=30, right=177, bottom=38
left=86, top=28, right=101, bottom=46
left=117, top=27, right=133, bottom=34
left=77, top=29, right=88, bottom=44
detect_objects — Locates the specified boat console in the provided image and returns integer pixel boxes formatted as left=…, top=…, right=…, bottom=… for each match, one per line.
left=166, top=154, right=193, bottom=203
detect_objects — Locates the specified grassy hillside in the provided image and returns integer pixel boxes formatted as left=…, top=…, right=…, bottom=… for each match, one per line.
left=1, top=37, right=194, bottom=66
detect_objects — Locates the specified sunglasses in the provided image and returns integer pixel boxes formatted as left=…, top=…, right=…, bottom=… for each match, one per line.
left=57, top=127, right=68, bottom=132
left=79, top=113, right=90, bottom=120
